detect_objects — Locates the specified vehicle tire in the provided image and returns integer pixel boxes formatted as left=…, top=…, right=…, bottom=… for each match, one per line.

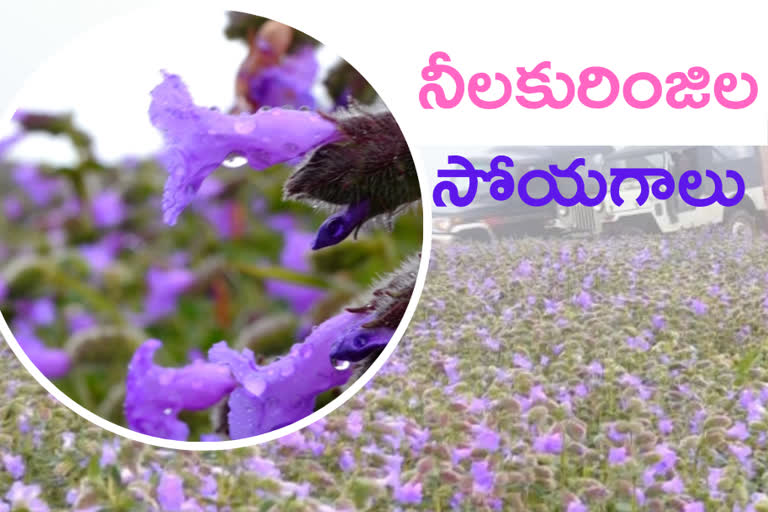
left=725, top=209, right=756, bottom=240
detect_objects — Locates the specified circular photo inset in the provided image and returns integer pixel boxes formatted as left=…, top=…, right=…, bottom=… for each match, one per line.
left=0, top=9, right=424, bottom=445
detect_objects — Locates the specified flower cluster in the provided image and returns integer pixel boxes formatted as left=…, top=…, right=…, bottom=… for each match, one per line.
left=5, top=228, right=768, bottom=510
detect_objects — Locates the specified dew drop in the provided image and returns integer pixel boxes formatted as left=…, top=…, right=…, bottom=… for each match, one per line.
left=233, top=118, right=257, bottom=134
left=222, top=153, right=248, bottom=168
left=299, top=345, right=313, bottom=359
left=243, top=375, right=266, bottom=396
left=280, top=362, right=295, bottom=377
left=332, top=359, right=351, bottom=371
left=258, top=106, right=272, bottom=112
left=163, top=408, right=172, bottom=416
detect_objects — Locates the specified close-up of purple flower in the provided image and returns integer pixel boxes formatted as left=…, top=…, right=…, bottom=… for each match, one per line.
left=246, top=45, right=318, bottom=110
left=140, top=266, right=196, bottom=324
left=90, top=189, right=126, bottom=229
left=124, top=339, right=237, bottom=440
left=149, top=72, right=341, bottom=225
left=208, top=310, right=368, bottom=438
left=11, top=322, right=70, bottom=379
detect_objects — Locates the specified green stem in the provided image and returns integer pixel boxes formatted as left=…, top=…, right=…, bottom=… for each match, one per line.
left=45, top=268, right=124, bottom=325
left=232, top=262, right=330, bottom=289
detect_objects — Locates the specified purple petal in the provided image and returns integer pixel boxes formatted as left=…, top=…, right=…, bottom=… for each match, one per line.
left=12, top=323, right=71, bottom=379
left=209, top=311, right=368, bottom=439
left=248, top=46, right=318, bottom=109
left=328, top=317, right=394, bottom=363
left=124, top=339, right=237, bottom=441
left=312, top=200, right=371, bottom=250
left=149, top=72, right=341, bottom=225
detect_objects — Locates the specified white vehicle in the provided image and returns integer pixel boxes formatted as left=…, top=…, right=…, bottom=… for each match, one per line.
left=553, top=146, right=768, bottom=238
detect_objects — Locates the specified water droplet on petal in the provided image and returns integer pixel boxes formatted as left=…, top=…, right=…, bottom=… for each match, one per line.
left=222, top=153, right=248, bottom=168
left=332, top=359, right=351, bottom=371
left=163, top=408, right=173, bottom=415
left=258, top=106, right=272, bottom=112
left=233, top=118, right=257, bottom=134
left=243, top=375, right=266, bottom=396
left=280, top=362, right=295, bottom=377
left=299, top=345, right=313, bottom=359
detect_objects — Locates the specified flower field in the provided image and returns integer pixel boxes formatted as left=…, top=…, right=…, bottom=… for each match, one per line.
left=3, top=228, right=768, bottom=510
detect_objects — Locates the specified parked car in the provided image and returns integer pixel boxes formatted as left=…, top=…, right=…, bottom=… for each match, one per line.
left=553, top=146, right=768, bottom=238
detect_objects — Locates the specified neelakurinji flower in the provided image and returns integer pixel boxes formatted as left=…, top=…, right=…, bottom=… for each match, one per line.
left=124, top=339, right=237, bottom=441
left=89, top=189, right=126, bottom=229
left=149, top=71, right=340, bottom=225
left=208, top=310, right=367, bottom=439
left=328, top=316, right=394, bottom=364
left=11, top=322, right=71, bottom=379
left=245, top=45, right=319, bottom=110
left=264, top=227, right=326, bottom=314
left=139, top=265, right=197, bottom=324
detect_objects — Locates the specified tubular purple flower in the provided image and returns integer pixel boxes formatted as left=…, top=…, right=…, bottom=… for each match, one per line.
left=124, top=339, right=237, bottom=441
left=265, top=228, right=325, bottom=314
left=328, top=317, right=394, bottom=364
left=312, top=200, right=371, bottom=250
left=157, top=472, right=186, bottom=511
left=247, top=46, right=318, bottom=109
left=90, top=189, right=126, bottom=229
left=12, top=322, right=71, bottom=379
left=208, top=311, right=366, bottom=439
left=149, top=72, right=342, bottom=225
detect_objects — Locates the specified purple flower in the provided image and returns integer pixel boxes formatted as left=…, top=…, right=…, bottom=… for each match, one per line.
left=470, top=460, right=495, bottom=493
left=689, top=298, right=709, bottom=316
left=124, top=339, right=237, bottom=440
left=2, top=453, right=25, bottom=479
left=533, top=432, right=563, bottom=454
left=90, top=189, right=125, bottom=228
left=312, top=200, right=371, bottom=250
left=157, top=473, right=185, bottom=511
left=567, top=501, right=588, bottom=512
left=393, top=480, right=422, bottom=505
left=608, top=446, right=627, bottom=465
left=4, top=482, right=49, bottom=512
left=626, top=336, right=650, bottom=352
left=265, top=229, right=325, bottom=314
left=12, top=322, right=71, bottom=379
left=140, top=266, right=196, bottom=324
left=78, top=232, right=124, bottom=274
left=575, top=290, right=593, bottom=310
left=683, top=503, right=705, bottom=512
left=513, top=353, right=533, bottom=370
left=15, top=297, right=56, bottom=326
left=471, top=425, right=500, bottom=452
left=12, top=165, right=60, bottom=207
left=149, top=72, right=341, bottom=225
left=339, top=451, right=355, bottom=472
left=3, top=196, right=23, bottom=220
left=329, top=316, right=394, bottom=364
left=247, top=46, right=318, bottom=109
left=208, top=311, right=364, bottom=439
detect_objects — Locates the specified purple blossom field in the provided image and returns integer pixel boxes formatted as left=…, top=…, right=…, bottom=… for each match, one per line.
left=3, top=228, right=768, bottom=510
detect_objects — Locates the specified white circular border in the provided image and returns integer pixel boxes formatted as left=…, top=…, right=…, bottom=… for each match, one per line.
left=0, top=0, right=433, bottom=451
